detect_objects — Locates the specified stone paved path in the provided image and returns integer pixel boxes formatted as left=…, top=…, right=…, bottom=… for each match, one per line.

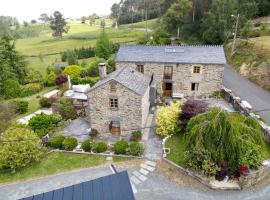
left=63, top=118, right=90, bottom=142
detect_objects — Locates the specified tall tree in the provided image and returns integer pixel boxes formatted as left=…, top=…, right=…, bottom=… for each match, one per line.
left=39, top=13, right=51, bottom=23
left=0, top=101, right=15, bottom=132
left=50, top=11, right=69, bottom=37
left=0, top=36, right=27, bottom=95
left=95, top=30, right=112, bottom=59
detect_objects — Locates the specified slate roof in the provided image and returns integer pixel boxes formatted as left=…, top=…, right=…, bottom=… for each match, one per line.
left=89, top=66, right=151, bottom=96
left=115, top=45, right=227, bottom=65
left=20, top=171, right=135, bottom=200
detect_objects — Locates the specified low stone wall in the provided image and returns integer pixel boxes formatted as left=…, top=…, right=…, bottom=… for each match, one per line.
left=239, top=164, right=270, bottom=188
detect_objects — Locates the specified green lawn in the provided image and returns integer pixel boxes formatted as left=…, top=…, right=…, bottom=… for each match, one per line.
left=16, top=22, right=145, bottom=76
left=165, top=134, right=188, bottom=167
left=9, top=86, right=56, bottom=119
left=0, top=152, right=126, bottom=185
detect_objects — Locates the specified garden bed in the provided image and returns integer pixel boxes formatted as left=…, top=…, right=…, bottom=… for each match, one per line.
left=0, top=152, right=126, bottom=185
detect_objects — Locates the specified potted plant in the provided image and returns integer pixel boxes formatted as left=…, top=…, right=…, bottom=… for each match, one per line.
left=89, top=129, right=98, bottom=140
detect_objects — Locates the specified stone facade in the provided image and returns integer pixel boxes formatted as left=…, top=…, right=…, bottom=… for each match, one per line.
left=116, top=62, right=224, bottom=97
left=86, top=80, right=150, bottom=140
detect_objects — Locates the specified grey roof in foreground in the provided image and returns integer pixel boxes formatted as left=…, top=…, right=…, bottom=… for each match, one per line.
left=89, top=66, right=151, bottom=96
left=20, top=171, right=135, bottom=200
left=115, top=45, right=227, bottom=65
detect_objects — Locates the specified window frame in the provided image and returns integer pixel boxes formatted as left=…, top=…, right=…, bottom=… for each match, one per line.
left=110, top=82, right=117, bottom=93
left=109, top=98, right=118, bottom=109
left=136, top=64, right=144, bottom=73
left=193, top=65, right=201, bottom=74
left=191, top=83, right=199, bottom=91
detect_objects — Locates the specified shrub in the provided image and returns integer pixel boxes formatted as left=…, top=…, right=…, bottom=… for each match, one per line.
left=81, top=140, right=94, bottom=152
left=49, top=134, right=65, bottom=149
left=13, top=100, right=29, bottom=114
left=28, top=113, right=59, bottom=138
left=46, top=71, right=56, bottom=86
left=180, top=99, right=208, bottom=125
left=87, top=57, right=106, bottom=77
left=129, top=142, right=144, bottom=156
left=202, top=160, right=220, bottom=176
left=62, top=137, right=78, bottom=151
left=39, top=97, right=51, bottom=108
left=131, top=131, right=142, bottom=141
left=89, top=129, right=98, bottom=138
left=71, top=76, right=99, bottom=86
left=3, top=79, right=21, bottom=99
left=156, top=101, right=181, bottom=136
left=25, top=68, right=43, bottom=84
left=55, top=74, right=68, bottom=85
left=185, top=108, right=267, bottom=173
left=58, top=97, right=77, bottom=120
left=0, top=126, right=43, bottom=172
left=63, top=65, right=82, bottom=79
left=92, top=142, right=108, bottom=153
left=20, top=83, right=43, bottom=97
left=113, top=140, right=129, bottom=155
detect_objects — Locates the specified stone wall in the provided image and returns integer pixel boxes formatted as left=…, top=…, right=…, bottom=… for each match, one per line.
left=116, top=62, right=224, bottom=97
left=239, top=165, right=270, bottom=188
left=141, top=86, right=150, bottom=128
left=86, top=80, right=148, bottom=140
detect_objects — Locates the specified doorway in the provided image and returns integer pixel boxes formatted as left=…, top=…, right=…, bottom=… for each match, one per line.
left=163, top=82, right=173, bottom=97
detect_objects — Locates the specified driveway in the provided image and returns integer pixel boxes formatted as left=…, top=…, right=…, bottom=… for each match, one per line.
left=223, top=65, right=270, bottom=125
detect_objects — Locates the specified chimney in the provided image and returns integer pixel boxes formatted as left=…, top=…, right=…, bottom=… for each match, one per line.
left=98, top=63, right=107, bottom=79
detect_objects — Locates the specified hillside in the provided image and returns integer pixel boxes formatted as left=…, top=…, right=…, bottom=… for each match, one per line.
left=16, top=21, right=148, bottom=75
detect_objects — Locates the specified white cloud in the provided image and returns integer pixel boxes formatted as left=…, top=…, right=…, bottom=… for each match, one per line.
left=0, top=0, right=120, bottom=22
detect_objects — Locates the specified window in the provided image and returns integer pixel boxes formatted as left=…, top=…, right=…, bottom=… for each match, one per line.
left=110, top=98, right=118, bottom=109
left=164, top=66, right=173, bottom=79
left=136, top=65, right=144, bottom=73
left=191, top=83, right=199, bottom=91
left=110, top=82, right=116, bottom=92
left=193, top=66, right=201, bottom=74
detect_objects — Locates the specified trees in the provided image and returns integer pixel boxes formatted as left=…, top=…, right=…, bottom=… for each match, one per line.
left=95, top=30, right=112, bottom=59
left=156, top=101, right=181, bottom=136
left=87, top=57, right=106, bottom=77
left=39, top=13, right=51, bottom=23
left=58, top=97, right=77, bottom=120
left=63, top=65, right=82, bottom=79
left=50, top=11, right=69, bottom=37
left=163, top=0, right=192, bottom=34
left=0, top=36, right=27, bottom=96
left=0, top=101, right=15, bottom=132
left=0, top=125, right=43, bottom=172
left=2, top=79, right=21, bottom=99
left=28, top=113, right=59, bottom=137
left=185, top=108, right=267, bottom=174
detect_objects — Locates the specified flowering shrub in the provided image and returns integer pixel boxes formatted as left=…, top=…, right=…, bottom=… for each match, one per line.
left=238, top=165, right=249, bottom=176
left=55, top=74, right=68, bottom=85
left=156, top=101, right=181, bottom=137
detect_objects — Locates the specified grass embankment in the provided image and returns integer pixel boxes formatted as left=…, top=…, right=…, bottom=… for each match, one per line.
left=0, top=152, right=126, bottom=185
left=16, top=22, right=146, bottom=76
left=120, top=19, right=158, bottom=30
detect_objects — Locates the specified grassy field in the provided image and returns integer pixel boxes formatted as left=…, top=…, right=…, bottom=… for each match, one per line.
left=0, top=152, right=127, bottom=185
left=16, top=21, right=147, bottom=75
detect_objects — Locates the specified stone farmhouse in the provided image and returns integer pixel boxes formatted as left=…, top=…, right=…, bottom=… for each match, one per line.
left=86, top=64, right=152, bottom=140
left=115, top=45, right=227, bottom=98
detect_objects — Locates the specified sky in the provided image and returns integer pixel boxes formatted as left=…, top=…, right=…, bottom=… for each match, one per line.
left=0, top=0, right=121, bottom=22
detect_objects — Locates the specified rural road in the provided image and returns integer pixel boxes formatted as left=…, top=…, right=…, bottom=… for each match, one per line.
left=223, top=65, right=270, bottom=125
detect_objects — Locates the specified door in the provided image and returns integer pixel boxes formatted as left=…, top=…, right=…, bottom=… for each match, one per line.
left=163, top=82, right=173, bottom=97
left=109, top=121, right=121, bottom=136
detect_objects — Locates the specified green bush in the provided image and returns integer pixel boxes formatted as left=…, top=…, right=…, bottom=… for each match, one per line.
left=28, top=113, right=59, bottom=138
left=131, top=131, right=142, bottom=141
left=20, top=83, right=43, bottom=97
left=71, top=76, right=100, bottom=86
left=113, top=140, right=129, bottom=155
left=58, top=97, right=77, bottom=120
left=129, top=142, right=144, bottom=156
left=39, top=97, right=52, bottom=108
left=87, top=57, right=106, bottom=77
left=89, top=129, right=99, bottom=138
left=25, top=68, right=44, bottom=84
left=49, top=134, right=65, bottom=149
left=13, top=100, right=29, bottom=114
left=46, top=71, right=56, bottom=86
left=62, top=137, right=78, bottom=151
left=81, top=140, right=94, bottom=152
left=3, top=79, right=21, bottom=99
left=92, top=142, right=107, bottom=153
left=63, top=65, right=82, bottom=79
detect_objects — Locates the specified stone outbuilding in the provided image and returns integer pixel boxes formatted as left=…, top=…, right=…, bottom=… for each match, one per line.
left=86, top=66, right=152, bottom=140
left=115, top=45, right=227, bottom=98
